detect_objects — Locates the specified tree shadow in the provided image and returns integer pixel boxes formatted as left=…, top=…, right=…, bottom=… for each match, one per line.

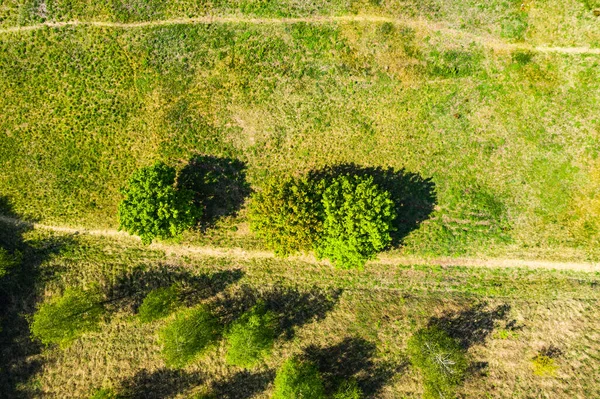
left=106, top=266, right=244, bottom=313
left=0, top=197, right=76, bottom=398
left=117, top=368, right=204, bottom=399
left=307, top=163, right=436, bottom=246
left=212, top=285, right=342, bottom=340
left=209, top=369, right=275, bottom=399
left=177, top=155, right=251, bottom=229
left=302, top=337, right=406, bottom=397
left=427, top=302, right=513, bottom=350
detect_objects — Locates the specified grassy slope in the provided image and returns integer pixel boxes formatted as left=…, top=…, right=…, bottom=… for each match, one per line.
left=1, top=20, right=600, bottom=260
left=2, top=225, right=600, bottom=398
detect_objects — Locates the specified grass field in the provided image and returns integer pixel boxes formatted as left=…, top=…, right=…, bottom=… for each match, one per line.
left=1, top=220, right=600, bottom=398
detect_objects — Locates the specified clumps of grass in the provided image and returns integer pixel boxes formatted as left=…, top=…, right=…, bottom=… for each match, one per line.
left=225, top=302, right=277, bottom=368
left=88, top=388, right=120, bottom=399
left=272, top=357, right=326, bottom=399
left=501, top=11, right=529, bottom=41
left=31, top=287, right=106, bottom=348
left=531, top=346, right=562, bottom=377
left=138, top=285, right=181, bottom=323
left=0, top=246, right=20, bottom=278
left=158, top=305, right=222, bottom=368
left=407, top=326, right=468, bottom=399
left=118, top=162, right=201, bottom=244
left=333, top=379, right=363, bottom=399
left=427, top=49, right=482, bottom=78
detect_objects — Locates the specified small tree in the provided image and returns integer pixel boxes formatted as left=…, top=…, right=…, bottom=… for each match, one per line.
left=31, top=287, right=105, bottom=348
left=272, top=357, right=325, bottom=399
left=118, top=162, right=201, bottom=244
left=249, top=176, right=323, bottom=256
left=159, top=305, right=222, bottom=368
left=225, top=302, right=277, bottom=368
left=407, top=327, right=468, bottom=399
left=316, top=175, right=396, bottom=269
left=138, top=285, right=181, bottom=323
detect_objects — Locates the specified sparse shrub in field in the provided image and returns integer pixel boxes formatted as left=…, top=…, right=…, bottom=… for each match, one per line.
left=272, top=357, right=325, bottom=399
left=225, top=302, right=277, bottom=368
left=159, top=305, right=222, bottom=368
left=316, top=175, right=396, bottom=269
left=333, top=379, right=363, bottom=399
left=31, top=287, right=105, bottom=348
left=249, top=176, right=323, bottom=256
left=531, top=354, right=558, bottom=377
left=407, top=327, right=468, bottom=399
left=138, top=285, right=181, bottom=323
left=118, top=162, right=201, bottom=244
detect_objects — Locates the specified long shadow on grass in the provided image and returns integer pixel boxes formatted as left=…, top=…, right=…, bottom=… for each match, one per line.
left=106, top=265, right=244, bottom=313
left=303, top=337, right=407, bottom=397
left=177, top=154, right=251, bottom=230
left=308, top=164, right=436, bottom=247
left=0, top=198, right=76, bottom=398
left=117, top=368, right=204, bottom=399
left=210, top=369, right=276, bottom=399
left=213, top=285, right=342, bottom=340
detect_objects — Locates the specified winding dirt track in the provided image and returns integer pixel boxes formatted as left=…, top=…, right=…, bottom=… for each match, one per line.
left=1, top=215, right=598, bottom=273
left=0, top=15, right=599, bottom=55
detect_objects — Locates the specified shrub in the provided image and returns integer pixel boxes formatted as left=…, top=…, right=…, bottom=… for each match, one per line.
left=0, top=247, right=20, bottom=279
left=118, top=162, right=201, bottom=244
left=272, top=357, right=325, bottom=399
left=31, top=287, right=105, bottom=348
left=158, top=305, right=222, bottom=368
left=316, top=175, right=396, bottom=269
left=225, top=303, right=277, bottom=368
left=249, top=176, right=323, bottom=256
left=333, top=379, right=363, bottom=399
left=138, top=285, right=181, bottom=323
left=407, top=327, right=468, bottom=399
left=531, top=354, right=558, bottom=377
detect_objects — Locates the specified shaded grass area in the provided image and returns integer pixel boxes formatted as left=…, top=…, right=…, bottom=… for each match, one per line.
left=2, top=230, right=599, bottom=398
left=1, top=23, right=600, bottom=260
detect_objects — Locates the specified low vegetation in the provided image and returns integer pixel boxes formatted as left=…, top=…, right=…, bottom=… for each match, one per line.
left=272, top=357, right=325, bottom=399
left=137, top=284, right=181, bottom=323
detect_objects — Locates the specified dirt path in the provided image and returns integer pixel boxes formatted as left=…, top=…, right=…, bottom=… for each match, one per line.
left=2, top=215, right=598, bottom=272
left=0, top=15, right=599, bottom=55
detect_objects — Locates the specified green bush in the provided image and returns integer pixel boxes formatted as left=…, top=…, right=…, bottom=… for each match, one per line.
left=158, top=305, right=222, bottom=368
left=118, top=162, right=201, bottom=244
left=333, top=379, right=363, bottom=399
left=225, top=303, right=277, bottom=368
left=249, top=176, right=323, bottom=256
left=31, top=287, right=105, bottom=348
left=0, top=246, right=20, bottom=279
left=316, top=175, right=396, bottom=269
left=407, top=327, right=468, bottom=399
left=138, top=285, right=181, bottom=323
left=273, top=357, right=325, bottom=399
left=531, top=354, right=558, bottom=377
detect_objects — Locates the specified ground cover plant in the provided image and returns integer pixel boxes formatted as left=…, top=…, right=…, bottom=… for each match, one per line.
left=137, top=284, right=181, bottom=323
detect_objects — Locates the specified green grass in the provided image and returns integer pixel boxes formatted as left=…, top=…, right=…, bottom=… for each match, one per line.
left=1, top=22, right=600, bottom=260
left=2, top=226, right=600, bottom=398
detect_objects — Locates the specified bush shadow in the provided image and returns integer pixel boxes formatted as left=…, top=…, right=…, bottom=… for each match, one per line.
left=177, top=155, right=251, bottom=230
left=209, top=369, right=275, bottom=399
left=427, top=302, right=513, bottom=350
left=308, top=163, right=436, bottom=247
left=117, top=368, right=204, bottom=399
left=106, top=266, right=244, bottom=312
left=212, top=285, right=342, bottom=340
left=0, top=197, right=76, bottom=398
left=303, top=337, right=406, bottom=397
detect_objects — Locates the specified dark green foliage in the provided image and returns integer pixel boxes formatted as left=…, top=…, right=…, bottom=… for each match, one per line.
left=316, top=175, right=396, bottom=269
left=333, top=379, right=363, bottom=399
left=272, top=357, right=326, bottom=399
left=225, top=303, right=277, bottom=368
left=31, top=287, right=105, bottom=348
left=249, top=176, right=323, bottom=256
left=158, top=305, right=222, bottom=368
left=118, top=162, right=201, bottom=244
left=138, top=285, right=181, bottom=323
left=407, top=327, right=468, bottom=399
left=0, top=247, right=20, bottom=279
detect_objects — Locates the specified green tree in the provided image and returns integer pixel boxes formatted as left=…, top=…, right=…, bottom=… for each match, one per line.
left=138, top=285, right=181, bottom=323
left=118, top=162, right=201, bottom=244
left=31, top=287, right=105, bottom=348
left=249, top=176, right=323, bottom=256
left=407, top=327, right=468, bottom=399
left=272, top=357, right=325, bottom=399
left=225, top=303, right=277, bottom=368
left=316, top=175, right=396, bottom=269
left=159, top=305, right=222, bottom=368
